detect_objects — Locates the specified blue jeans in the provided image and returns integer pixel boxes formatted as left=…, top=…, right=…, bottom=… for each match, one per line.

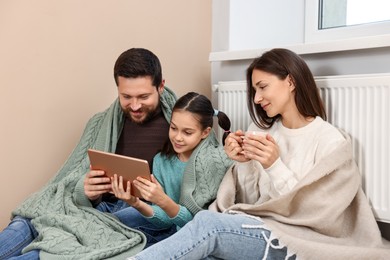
left=95, top=197, right=129, bottom=213
left=113, top=206, right=177, bottom=248
left=131, top=211, right=296, bottom=260
left=0, top=216, right=39, bottom=260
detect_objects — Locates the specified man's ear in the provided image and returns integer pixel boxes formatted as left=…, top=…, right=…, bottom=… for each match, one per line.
left=158, top=79, right=165, bottom=95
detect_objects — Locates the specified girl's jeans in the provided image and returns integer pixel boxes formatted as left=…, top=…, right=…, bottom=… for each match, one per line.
left=113, top=206, right=177, bottom=248
left=131, top=210, right=296, bottom=260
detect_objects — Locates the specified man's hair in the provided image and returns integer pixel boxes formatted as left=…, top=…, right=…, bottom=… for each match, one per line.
left=113, top=48, right=162, bottom=88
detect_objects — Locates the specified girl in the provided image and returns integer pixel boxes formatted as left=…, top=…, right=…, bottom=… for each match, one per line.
left=129, top=49, right=390, bottom=259
left=111, top=92, right=233, bottom=248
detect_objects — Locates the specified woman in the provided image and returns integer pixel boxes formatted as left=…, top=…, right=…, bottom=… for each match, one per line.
left=129, top=48, right=390, bottom=260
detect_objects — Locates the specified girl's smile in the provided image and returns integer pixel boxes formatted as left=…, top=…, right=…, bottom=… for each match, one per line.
left=169, top=110, right=210, bottom=162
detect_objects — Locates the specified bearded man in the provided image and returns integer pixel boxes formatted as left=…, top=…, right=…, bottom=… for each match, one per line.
left=1, top=48, right=177, bottom=259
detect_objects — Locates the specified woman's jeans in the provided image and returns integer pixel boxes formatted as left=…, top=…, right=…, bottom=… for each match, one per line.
left=131, top=211, right=296, bottom=260
left=0, top=216, right=39, bottom=260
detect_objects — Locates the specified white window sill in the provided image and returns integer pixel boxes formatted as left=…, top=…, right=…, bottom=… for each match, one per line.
left=209, top=34, right=390, bottom=62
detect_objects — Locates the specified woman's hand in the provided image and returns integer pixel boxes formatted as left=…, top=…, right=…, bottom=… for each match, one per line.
left=133, top=175, right=168, bottom=206
left=111, top=174, right=139, bottom=206
left=224, top=130, right=250, bottom=162
left=242, top=133, right=279, bottom=169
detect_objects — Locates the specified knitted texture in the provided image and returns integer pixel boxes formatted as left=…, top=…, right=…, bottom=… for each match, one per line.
left=179, top=131, right=233, bottom=215
left=11, top=87, right=177, bottom=260
left=159, top=87, right=177, bottom=123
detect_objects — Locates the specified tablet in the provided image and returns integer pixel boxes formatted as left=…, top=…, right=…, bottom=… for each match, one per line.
left=87, top=149, right=151, bottom=198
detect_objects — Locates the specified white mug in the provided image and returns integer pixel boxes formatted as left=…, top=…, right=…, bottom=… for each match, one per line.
left=245, top=130, right=266, bottom=137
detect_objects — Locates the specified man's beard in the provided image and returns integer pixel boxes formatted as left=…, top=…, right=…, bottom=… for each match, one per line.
left=123, top=100, right=161, bottom=125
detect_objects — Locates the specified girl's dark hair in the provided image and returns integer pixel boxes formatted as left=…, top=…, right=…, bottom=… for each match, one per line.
left=113, top=48, right=162, bottom=89
left=246, top=48, right=326, bottom=129
left=161, top=92, right=231, bottom=157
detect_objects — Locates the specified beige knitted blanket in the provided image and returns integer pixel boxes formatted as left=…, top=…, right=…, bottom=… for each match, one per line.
left=210, top=130, right=390, bottom=260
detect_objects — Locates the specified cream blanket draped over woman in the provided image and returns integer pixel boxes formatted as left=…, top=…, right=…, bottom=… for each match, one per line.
left=210, top=130, right=390, bottom=260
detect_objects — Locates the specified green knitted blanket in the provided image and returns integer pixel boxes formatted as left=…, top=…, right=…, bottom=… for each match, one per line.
left=12, top=87, right=177, bottom=260
left=180, top=131, right=233, bottom=215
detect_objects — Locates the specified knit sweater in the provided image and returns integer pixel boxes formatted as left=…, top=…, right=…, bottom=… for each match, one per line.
left=235, top=117, right=345, bottom=204
left=147, top=154, right=190, bottom=228
left=12, top=87, right=177, bottom=260
left=179, top=131, right=233, bottom=215
left=210, top=128, right=390, bottom=259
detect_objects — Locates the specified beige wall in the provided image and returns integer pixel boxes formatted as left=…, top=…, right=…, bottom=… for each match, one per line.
left=0, top=0, right=211, bottom=229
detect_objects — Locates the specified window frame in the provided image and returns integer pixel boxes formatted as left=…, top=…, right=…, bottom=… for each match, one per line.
left=305, top=0, right=390, bottom=43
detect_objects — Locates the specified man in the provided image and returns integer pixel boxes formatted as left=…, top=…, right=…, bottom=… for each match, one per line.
left=0, top=48, right=177, bottom=259
left=84, top=48, right=176, bottom=213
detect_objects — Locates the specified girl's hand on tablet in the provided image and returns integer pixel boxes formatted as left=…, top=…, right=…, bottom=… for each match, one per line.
left=133, top=175, right=166, bottom=205
left=111, top=174, right=139, bottom=206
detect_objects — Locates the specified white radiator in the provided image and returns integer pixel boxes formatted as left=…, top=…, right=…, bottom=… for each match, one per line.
left=214, top=73, right=390, bottom=223
left=213, top=81, right=251, bottom=135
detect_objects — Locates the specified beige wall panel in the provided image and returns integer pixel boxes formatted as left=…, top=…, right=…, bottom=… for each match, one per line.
left=0, top=0, right=211, bottom=228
